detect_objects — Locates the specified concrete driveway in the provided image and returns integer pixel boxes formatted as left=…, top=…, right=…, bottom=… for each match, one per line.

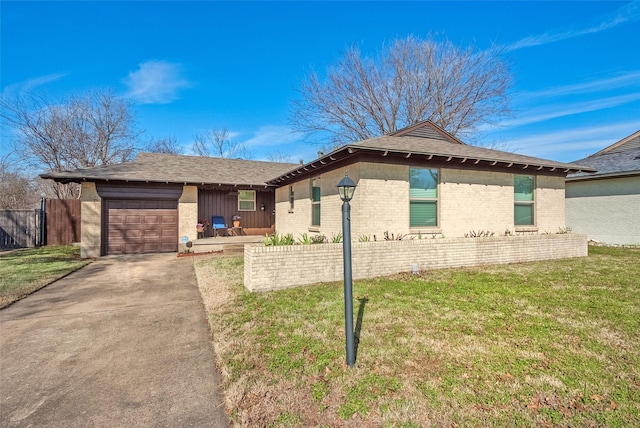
left=0, top=254, right=229, bottom=427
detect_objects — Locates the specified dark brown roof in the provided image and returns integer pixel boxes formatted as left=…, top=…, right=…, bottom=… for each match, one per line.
left=41, top=152, right=299, bottom=187
left=268, top=122, right=597, bottom=185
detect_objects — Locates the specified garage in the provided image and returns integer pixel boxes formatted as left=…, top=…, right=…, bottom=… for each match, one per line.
left=97, top=183, right=183, bottom=256
left=105, top=199, right=178, bottom=255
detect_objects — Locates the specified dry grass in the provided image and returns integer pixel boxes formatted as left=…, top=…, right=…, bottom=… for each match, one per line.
left=0, top=246, right=90, bottom=308
left=195, top=246, right=640, bottom=427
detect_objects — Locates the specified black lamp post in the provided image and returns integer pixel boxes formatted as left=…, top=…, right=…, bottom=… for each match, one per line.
left=337, top=172, right=357, bottom=366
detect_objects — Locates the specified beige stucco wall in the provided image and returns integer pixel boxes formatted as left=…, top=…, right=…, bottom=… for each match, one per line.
left=178, top=185, right=198, bottom=253
left=275, top=162, right=567, bottom=239
left=80, top=182, right=101, bottom=258
left=566, top=176, right=640, bottom=244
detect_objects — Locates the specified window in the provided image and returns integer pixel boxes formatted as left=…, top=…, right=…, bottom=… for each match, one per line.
left=311, top=179, right=320, bottom=226
left=289, top=185, right=295, bottom=211
left=514, top=175, right=534, bottom=225
left=410, top=168, right=438, bottom=227
left=238, top=190, right=256, bottom=211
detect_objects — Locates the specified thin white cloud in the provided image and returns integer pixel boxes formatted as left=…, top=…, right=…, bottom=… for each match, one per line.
left=504, top=0, right=640, bottom=51
left=509, top=121, right=640, bottom=160
left=241, top=125, right=304, bottom=148
left=123, top=60, right=191, bottom=104
left=1, top=73, right=67, bottom=98
left=518, top=71, right=640, bottom=100
left=501, top=93, right=640, bottom=128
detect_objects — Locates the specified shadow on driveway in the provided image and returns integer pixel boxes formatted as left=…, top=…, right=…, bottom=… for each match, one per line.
left=0, top=253, right=229, bottom=427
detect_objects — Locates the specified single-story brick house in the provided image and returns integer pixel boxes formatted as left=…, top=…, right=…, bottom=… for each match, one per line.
left=42, top=154, right=297, bottom=257
left=566, top=129, right=640, bottom=245
left=42, top=121, right=595, bottom=258
left=268, top=121, right=596, bottom=239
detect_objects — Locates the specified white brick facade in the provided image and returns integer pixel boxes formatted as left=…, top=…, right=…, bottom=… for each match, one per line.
left=275, top=162, right=567, bottom=239
left=244, top=234, right=588, bottom=292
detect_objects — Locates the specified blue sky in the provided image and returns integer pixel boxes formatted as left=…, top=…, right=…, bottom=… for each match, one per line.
left=1, top=1, right=639, bottom=167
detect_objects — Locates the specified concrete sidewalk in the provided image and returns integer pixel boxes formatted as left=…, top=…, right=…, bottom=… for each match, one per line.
left=0, top=254, right=229, bottom=427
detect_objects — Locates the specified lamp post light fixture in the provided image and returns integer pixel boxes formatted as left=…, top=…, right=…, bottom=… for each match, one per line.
left=337, top=172, right=357, bottom=366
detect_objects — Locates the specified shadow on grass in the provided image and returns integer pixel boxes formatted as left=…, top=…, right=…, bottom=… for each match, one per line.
left=354, top=297, right=369, bottom=361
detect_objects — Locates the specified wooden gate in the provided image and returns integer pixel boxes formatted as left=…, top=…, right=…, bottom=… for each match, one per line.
left=46, top=199, right=81, bottom=246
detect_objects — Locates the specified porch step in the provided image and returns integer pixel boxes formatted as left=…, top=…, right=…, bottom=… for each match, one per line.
left=191, top=235, right=264, bottom=254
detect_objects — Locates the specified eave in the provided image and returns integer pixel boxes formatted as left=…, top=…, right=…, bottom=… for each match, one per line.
left=267, top=145, right=597, bottom=185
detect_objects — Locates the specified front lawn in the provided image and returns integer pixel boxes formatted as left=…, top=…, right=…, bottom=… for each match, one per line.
left=195, top=246, right=640, bottom=427
left=0, top=246, right=90, bottom=309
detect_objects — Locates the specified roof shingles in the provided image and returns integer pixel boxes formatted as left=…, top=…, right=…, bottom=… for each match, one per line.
left=41, top=153, right=298, bottom=186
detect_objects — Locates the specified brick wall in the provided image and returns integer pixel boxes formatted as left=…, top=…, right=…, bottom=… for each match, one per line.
left=275, top=162, right=568, bottom=240
left=244, top=233, right=588, bottom=292
left=80, top=182, right=101, bottom=258
left=178, top=185, right=198, bottom=253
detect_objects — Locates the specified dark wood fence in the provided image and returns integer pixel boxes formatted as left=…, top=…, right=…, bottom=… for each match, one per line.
left=0, top=209, right=41, bottom=249
left=0, top=199, right=81, bottom=250
left=46, top=199, right=81, bottom=245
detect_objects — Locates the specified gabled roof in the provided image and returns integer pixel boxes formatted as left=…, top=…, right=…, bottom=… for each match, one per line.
left=268, top=121, right=596, bottom=185
left=567, top=130, right=640, bottom=181
left=40, top=152, right=298, bottom=187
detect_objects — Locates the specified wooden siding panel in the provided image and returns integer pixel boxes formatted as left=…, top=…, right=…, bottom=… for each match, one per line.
left=197, top=188, right=275, bottom=235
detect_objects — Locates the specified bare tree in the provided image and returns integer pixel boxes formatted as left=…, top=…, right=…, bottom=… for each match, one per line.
left=192, top=127, right=251, bottom=159
left=1, top=90, right=140, bottom=198
left=144, top=135, right=183, bottom=154
left=266, top=150, right=295, bottom=163
left=0, top=156, right=39, bottom=209
left=289, top=35, right=512, bottom=146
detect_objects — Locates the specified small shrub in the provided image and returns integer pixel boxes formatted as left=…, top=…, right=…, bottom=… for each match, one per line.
left=331, top=233, right=343, bottom=243
left=298, top=233, right=312, bottom=245
left=358, top=234, right=371, bottom=242
left=264, top=232, right=295, bottom=246
left=383, top=231, right=406, bottom=241
left=464, top=230, right=495, bottom=238
left=311, top=234, right=327, bottom=244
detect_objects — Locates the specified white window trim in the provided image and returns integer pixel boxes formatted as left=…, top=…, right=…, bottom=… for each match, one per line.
left=514, top=174, right=536, bottom=229
left=311, top=178, right=321, bottom=227
left=238, top=189, right=256, bottom=211
left=409, top=167, right=439, bottom=228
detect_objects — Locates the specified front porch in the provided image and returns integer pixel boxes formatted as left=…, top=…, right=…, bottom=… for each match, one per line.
left=190, top=235, right=264, bottom=254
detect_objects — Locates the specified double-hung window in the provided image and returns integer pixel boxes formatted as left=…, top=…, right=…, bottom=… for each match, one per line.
left=311, top=179, right=321, bottom=226
left=289, top=185, right=295, bottom=211
left=238, top=190, right=256, bottom=211
left=409, top=168, right=439, bottom=227
left=514, top=175, right=534, bottom=225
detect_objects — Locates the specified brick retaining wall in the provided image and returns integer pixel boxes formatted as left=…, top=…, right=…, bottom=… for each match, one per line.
left=244, top=234, right=588, bottom=292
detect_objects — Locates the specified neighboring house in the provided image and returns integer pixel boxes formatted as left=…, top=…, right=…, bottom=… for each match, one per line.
left=41, top=154, right=296, bottom=257
left=565, top=130, right=640, bottom=245
left=42, top=121, right=596, bottom=258
left=268, top=121, right=595, bottom=240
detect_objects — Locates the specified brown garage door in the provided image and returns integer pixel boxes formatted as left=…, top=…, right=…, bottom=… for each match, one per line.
left=106, top=199, right=178, bottom=255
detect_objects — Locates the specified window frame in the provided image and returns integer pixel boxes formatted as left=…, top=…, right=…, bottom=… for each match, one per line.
left=409, top=167, right=439, bottom=228
left=514, top=174, right=535, bottom=227
left=311, top=178, right=321, bottom=227
left=288, top=185, right=295, bottom=212
left=238, top=189, right=256, bottom=212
